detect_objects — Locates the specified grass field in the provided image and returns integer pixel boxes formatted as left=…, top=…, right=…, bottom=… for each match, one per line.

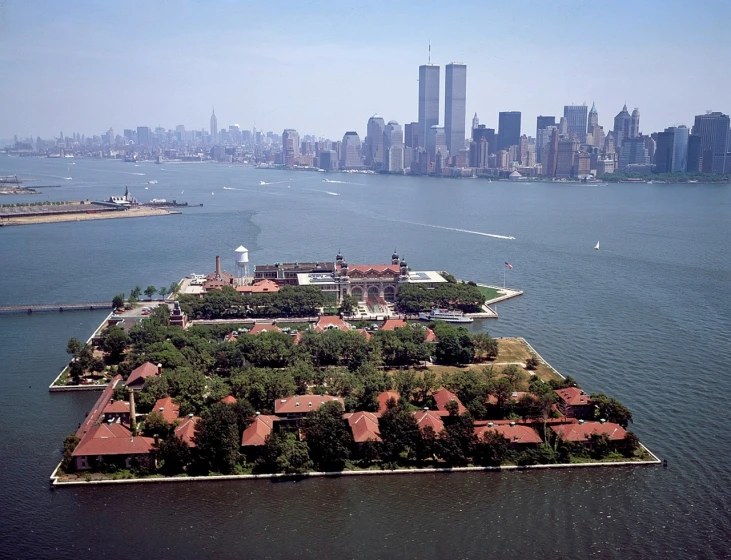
left=476, top=285, right=502, bottom=301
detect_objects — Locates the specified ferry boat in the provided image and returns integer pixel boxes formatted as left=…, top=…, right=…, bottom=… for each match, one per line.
left=418, top=308, right=474, bottom=323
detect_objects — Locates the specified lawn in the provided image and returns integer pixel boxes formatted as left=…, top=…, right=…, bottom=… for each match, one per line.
left=476, top=285, right=502, bottom=302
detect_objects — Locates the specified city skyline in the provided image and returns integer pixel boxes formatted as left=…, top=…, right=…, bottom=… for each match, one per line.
left=1, top=0, right=730, bottom=141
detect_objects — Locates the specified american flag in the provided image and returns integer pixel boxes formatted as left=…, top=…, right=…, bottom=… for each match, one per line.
left=504, top=262, right=513, bottom=269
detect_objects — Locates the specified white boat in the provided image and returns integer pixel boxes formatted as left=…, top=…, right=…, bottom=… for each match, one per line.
left=419, top=308, right=474, bottom=323
left=148, top=180, right=158, bottom=184
left=594, top=241, right=600, bottom=250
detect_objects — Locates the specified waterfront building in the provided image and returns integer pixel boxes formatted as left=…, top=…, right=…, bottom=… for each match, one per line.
left=644, top=136, right=656, bottom=163
left=618, top=137, right=650, bottom=170
left=210, top=108, right=218, bottom=144
left=563, top=104, right=588, bottom=143
left=496, top=150, right=510, bottom=171
left=691, top=111, right=731, bottom=174
left=282, top=129, right=300, bottom=166
left=497, top=112, right=521, bottom=152
left=550, top=421, right=627, bottom=445
left=426, top=125, right=448, bottom=161
left=254, top=261, right=336, bottom=286
left=365, top=114, right=386, bottom=169
left=536, top=116, right=555, bottom=163
left=383, top=120, right=404, bottom=173
left=472, top=125, right=495, bottom=153
left=554, top=387, right=594, bottom=419
left=654, top=127, right=688, bottom=174
left=613, top=104, right=632, bottom=149
left=672, top=126, right=689, bottom=172
left=604, top=130, right=616, bottom=155
left=555, top=138, right=579, bottom=178
left=444, top=62, right=467, bottom=156
left=319, top=150, right=338, bottom=171
left=597, top=157, right=615, bottom=175
left=341, top=131, right=362, bottom=169
left=469, top=137, right=489, bottom=169
left=418, top=64, right=440, bottom=149
left=575, top=151, right=592, bottom=178
left=136, top=126, right=151, bottom=146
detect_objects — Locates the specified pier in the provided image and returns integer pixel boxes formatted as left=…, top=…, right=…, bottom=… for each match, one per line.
left=0, top=302, right=113, bottom=315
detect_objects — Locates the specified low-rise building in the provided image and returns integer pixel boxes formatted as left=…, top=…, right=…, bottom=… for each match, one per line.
left=554, top=387, right=594, bottom=419
left=432, top=389, right=467, bottom=415
left=151, top=397, right=180, bottom=424
left=125, top=362, right=161, bottom=391
left=72, top=421, right=155, bottom=471
left=550, top=420, right=627, bottom=445
left=274, top=395, right=343, bottom=421
left=474, top=421, right=543, bottom=448
left=344, top=411, right=382, bottom=444
left=174, top=415, right=199, bottom=447
left=241, top=413, right=279, bottom=447
left=103, top=399, right=131, bottom=425
left=413, top=409, right=446, bottom=435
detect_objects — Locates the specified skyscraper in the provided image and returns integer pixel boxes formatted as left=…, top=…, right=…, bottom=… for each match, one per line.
left=383, top=121, right=404, bottom=173
left=341, top=131, right=362, bottom=169
left=587, top=103, right=599, bottom=132
left=672, top=125, right=689, bottom=172
left=563, top=105, right=588, bottom=143
left=654, top=129, right=675, bottom=174
left=210, top=108, right=218, bottom=144
left=365, top=114, right=386, bottom=168
left=536, top=116, right=555, bottom=163
left=630, top=108, right=641, bottom=139
left=444, top=62, right=467, bottom=156
left=426, top=125, right=447, bottom=161
left=613, top=105, right=632, bottom=150
left=282, top=129, right=300, bottom=166
left=618, top=137, right=650, bottom=170
left=544, top=127, right=559, bottom=177
left=471, top=113, right=479, bottom=134
left=692, top=111, right=730, bottom=174
left=418, top=64, right=440, bottom=149
left=497, top=112, right=521, bottom=151
left=136, top=126, right=151, bottom=146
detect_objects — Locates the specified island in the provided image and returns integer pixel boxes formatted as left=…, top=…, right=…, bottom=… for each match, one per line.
left=50, top=251, right=658, bottom=485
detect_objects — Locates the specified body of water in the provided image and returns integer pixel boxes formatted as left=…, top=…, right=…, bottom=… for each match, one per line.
left=1, top=156, right=730, bottom=559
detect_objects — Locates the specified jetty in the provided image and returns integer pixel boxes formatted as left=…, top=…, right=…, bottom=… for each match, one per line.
left=0, top=302, right=113, bottom=315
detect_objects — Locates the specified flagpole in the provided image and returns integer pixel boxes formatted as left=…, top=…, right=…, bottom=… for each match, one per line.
left=503, top=265, right=506, bottom=289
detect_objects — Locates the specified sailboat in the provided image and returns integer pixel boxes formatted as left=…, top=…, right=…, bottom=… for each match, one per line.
left=594, top=241, right=600, bottom=250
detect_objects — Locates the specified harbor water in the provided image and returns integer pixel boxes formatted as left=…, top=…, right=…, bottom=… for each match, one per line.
left=0, top=157, right=729, bottom=559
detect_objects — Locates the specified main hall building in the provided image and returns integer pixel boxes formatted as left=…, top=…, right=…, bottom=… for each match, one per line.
left=254, top=251, right=447, bottom=303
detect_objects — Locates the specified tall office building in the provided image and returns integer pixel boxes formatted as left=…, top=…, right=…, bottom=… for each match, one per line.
left=472, top=125, right=495, bottom=154
left=404, top=122, right=418, bottom=149
left=630, top=108, right=641, bottom=139
left=340, top=131, right=362, bottom=169
left=444, top=62, right=467, bottom=156
left=556, top=138, right=579, bottom=178
left=543, top=127, right=559, bottom=177
left=418, top=64, right=440, bottom=149
left=210, top=108, right=218, bottom=144
left=686, top=135, right=702, bottom=172
left=618, top=137, right=650, bottom=170
left=365, top=114, right=386, bottom=168
left=587, top=103, right=599, bottom=132
left=472, top=113, right=479, bottom=134
left=654, top=129, right=675, bottom=174
left=672, top=126, right=689, bottom=172
left=136, top=126, right=151, bottom=146
left=469, top=137, right=488, bottom=168
left=613, top=104, right=632, bottom=149
left=692, top=111, right=730, bottom=173
left=383, top=121, right=404, bottom=173
left=426, top=125, right=447, bottom=161
left=282, top=129, right=300, bottom=166
left=536, top=116, right=555, bottom=163
left=563, top=105, right=588, bottom=143
left=497, top=112, right=521, bottom=151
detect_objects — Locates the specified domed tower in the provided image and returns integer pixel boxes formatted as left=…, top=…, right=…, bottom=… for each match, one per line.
left=340, top=260, right=349, bottom=277
left=399, top=257, right=408, bottom=278
left=391, top=249, right=399, bottom=265
left=336, top=250, right=344, bottom=266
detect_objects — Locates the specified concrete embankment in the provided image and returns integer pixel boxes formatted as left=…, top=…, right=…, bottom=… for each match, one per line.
left=0, top=206, right=176, bottom=226
left=50, top=446, right=662, bottom=487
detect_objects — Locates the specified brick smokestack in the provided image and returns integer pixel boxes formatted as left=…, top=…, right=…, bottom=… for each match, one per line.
left=128, top=388, right=137, bottom=436
left=216, top=255, right=221, bottom=276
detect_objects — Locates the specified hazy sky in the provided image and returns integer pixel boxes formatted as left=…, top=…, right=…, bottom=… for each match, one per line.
left=1, top=0, right=730, bottom=141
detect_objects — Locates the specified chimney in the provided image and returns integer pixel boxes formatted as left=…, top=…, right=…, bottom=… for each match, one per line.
left=216, top=255, right=221, bottom=276
left=128, top=388, right=137, bottom=436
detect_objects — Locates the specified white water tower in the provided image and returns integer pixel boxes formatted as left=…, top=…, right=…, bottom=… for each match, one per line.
left=235, top=245, right=249, bottom=284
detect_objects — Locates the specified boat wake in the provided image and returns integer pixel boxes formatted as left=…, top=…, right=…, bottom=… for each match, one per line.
left=64, top=177, right=72, bottom=180
left=406, top=221, right=515, bottom=240
left=322, top=179, right=347, bottom=184
left=324, top=191, right=340, bottom=196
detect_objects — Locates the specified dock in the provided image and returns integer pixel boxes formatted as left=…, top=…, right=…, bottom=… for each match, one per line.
left=0, top=302, right=113, bottom=315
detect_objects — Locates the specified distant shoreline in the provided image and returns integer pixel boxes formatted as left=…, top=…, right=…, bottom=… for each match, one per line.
left=0, top=206, right=176, bottom=226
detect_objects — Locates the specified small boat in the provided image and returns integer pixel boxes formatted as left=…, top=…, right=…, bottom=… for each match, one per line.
left=419, top=308, right=474, bottom=323
left=211, top=191, right=215, bottom=195
left=148, top=180, right=158, bottom=184
left=594, top=241, right=600, bottom=250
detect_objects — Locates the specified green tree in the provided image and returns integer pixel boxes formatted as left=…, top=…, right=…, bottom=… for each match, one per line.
left=474, top=429, right=508, bottom=466
left=169, top=281, right=180, bottom=295
left=144, top=285, right=157, bottom=300
left=157, top=434, right=192, bottom=475
left=112, top=293, right=125, bottom=310
left=143, top=410, right=170, bottom=438
left=502, top=364, right=527, bottom=389
left=473, top=332, right=499, bottom=361
left=258, top=432, right=313, bottom=474
left=101, top=325, right=131, bottom=361
left=525, top=355, right=539, bottom=370
left=158, top=286, right=169, bottom=300
left=489, top=377, right=514, bottom=412
left=379, top=405, right=421, bottom=462
left=131, top=286, right=142, bottom=300
left=194, top=402, right=240, bottom=474
left=66, top=337, right=84, bottom=357
left=338, top=294, right=359, bottom=315
left=438, top=412, right=476, bottom=466
left=432, top=322, right=475, bottom=365
left=301, top=401, right=352, bottom=471
left=61, top=432, right=80, bottom=472
left=590, top=393, right=633, bottom=427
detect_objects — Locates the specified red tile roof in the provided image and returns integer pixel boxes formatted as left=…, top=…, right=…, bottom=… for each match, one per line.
left=73, top=422, right=155, bottom=457
left=312, top=316, right=352, bottom=332
left=344, top=411, right=382, bottom=443
left=433, top=389, right=467, bottom=415
left=345, top=264, right=400, bottom=276
left=126, top=362, right=160, bottom=388
left=152, top=397, right=180, bottom=424
left=380, top=318, right=407, bottom=331
left=474, top=423, right=543, bottom=444
left=376, top=391, right=400, bottom=414
left=550, top=421, right=627, bottom=442
left=76, top=375, right=123, bottom=438
left=236, top=279, right=281, bottom=294
left=174, top=416, right=199, bottom=447
left=248, top=323, right=283, bottom=335
left=413, top=410, right=445, bottom=434
left=103, top=400, right=130, bottom=414
left=241, top=414, right=278, bottom=446
left=358, top=328, right=372, bottom=341
left=424, top=327, right=437, bottom=343
left=274, top=395, right=342, bottom=415
left=555, top=387, right=592, bottom=407
left=220, top=395, right=237, bottom=405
